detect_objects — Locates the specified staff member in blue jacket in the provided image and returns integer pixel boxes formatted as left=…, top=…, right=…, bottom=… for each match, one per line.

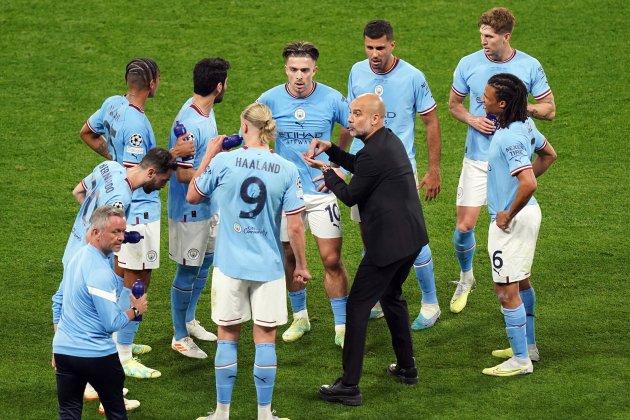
left=52, top=206, right=148, bottom=419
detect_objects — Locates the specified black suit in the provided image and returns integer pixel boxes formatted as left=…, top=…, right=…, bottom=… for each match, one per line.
left=323, top=127, right=428, bottom=386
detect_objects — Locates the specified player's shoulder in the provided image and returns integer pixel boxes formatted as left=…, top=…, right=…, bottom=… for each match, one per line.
left=396, top=58, right=428, bottom=80
left=513, top=49, right=542, bottom=66
left=102, top=94, right=127, bottom=107
left=314, top=82, right=346, bottom=100
left=94, top=159, right=124, bottom=175
left=456, top=50, right=487, bottom=68
left=258, top=84, right=286, bottom=103
left=350, top=59, right=370, bottom=74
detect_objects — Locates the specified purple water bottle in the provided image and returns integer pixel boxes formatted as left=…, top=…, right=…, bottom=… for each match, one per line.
left=173, top=120, right=193, bottom=162
left=131, top=280, right=144, bottom=321
left=486, top=114, right=500, bottom=132
left=222, top=134, right=243, bottom=150
left=123, top=231, right=144, bottom=244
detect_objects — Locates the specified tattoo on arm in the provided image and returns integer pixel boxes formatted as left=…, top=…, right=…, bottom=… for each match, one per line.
left=95, top=138, right=110, bottom=158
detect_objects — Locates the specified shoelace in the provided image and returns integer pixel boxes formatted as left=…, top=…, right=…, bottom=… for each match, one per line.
left=451, top=280, right=467, bottom=294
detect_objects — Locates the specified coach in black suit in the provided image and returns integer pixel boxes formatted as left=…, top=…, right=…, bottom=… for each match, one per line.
left=303, top=93, right=428, bottom=405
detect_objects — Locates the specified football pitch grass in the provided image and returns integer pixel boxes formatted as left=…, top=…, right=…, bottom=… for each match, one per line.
left=1, top=0, right=628, bottom=418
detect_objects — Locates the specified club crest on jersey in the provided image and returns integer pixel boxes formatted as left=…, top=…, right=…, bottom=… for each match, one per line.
left=233, top=223, right=242, bottom=233
left=294, top=108, right=306, bottom=120
left=130, top=133, right=143, bottom=147
left=111, top=201, right=125, bottom=210
left=187, top=248, right=200, bottom=260
left=146, top=250, right=157, bottom=262
left=374, top=85, right=384, bottom=96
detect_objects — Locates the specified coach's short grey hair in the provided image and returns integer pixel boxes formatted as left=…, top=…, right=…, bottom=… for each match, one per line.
left=89, top=205, right=125, bottom=231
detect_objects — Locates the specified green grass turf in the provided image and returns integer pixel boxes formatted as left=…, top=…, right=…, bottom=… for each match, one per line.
left=0, top=0, right=628, bottom=418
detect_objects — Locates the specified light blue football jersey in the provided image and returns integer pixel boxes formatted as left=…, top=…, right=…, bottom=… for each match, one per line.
left=192, top=147, right=305, bottom=281
left=87, top=95, right=160, bottom=224
left=62, top=161, right=132, bottom=267
left=347, top=58, right=437, bottom=171
left=53, top=244, right=130, bottom=357
left=167, top=99, right=219, bottom=222
left=257, top=82, right=349, bottom=195
left=452, top=49, right=552, bottom=161
left=487, top=118, right=547, bottom=221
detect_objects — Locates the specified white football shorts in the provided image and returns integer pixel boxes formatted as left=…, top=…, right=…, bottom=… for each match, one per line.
left=211, top=267, right=288, bottom=327
left=456, top=158, right=488, bottom=207
left=116, top=220, right=160, bottom=270
left=168, top=214, right=219, bottom=266
left=280, top=193, right=341, bottom=241
left=487, top=204, right=542, bottom=284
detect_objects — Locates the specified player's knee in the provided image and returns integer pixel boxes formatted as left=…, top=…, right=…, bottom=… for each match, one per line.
left=321, top=251, right=343, bottom=272
left=456, top=220, right=475, bottom=233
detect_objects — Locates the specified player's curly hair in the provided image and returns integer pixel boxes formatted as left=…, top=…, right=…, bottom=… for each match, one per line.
left=479, top=7, right=515, bottom=34
left=364, top=20, right=394, bottom=40
left=139, top=147, right=177, bottom=174
left=283, top=41, right=319, bottom=62
left=125, top=58, right=160, bottom=90
left=242, top=103, right=277, bottom=146
left=194, top=58, right=230, bottom=97
left=487, top=73, right=528, bottom=128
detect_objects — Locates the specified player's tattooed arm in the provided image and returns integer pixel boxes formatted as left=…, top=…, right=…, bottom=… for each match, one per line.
left=528, top=92, right=556, bottom=121
left=80, top=123, right=112, bottom=160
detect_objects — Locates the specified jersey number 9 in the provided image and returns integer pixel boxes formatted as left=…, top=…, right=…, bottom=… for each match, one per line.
left=239, top=177, right=267, bottom=219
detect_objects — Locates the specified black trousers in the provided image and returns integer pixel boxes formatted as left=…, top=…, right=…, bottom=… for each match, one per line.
left=55, top=352, right=127, bottom=420
left=342, top=249, right=420, bottom=386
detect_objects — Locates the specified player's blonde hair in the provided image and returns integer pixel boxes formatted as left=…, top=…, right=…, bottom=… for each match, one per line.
left=479, top=7, right=515, bottom=34
left=241, top=103, right=277, bottom=146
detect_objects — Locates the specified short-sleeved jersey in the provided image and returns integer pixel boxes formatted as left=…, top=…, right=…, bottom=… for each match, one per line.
left=87, top=95, right=159, bottom=224
left=347, top=58, right=437, bottom=171
left=487, top=118, right=547, bottom=221
left=451, top=50, right=552, bottom=161
left=53, top=244, right=129, bottom=357
left=257, top=82, right=349, bottom=195
left=62, top=161, right=132, bottom=267
left=167, top=98, right=219, bottom=222
left=192, top=147, right=305, bottom=281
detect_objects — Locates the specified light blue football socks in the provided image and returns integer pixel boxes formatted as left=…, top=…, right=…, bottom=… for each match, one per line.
left=503, top=304, right=528, bottom=359
left=454, top=227, right=476, bottom=274
left=520, top=287, right=536, bottom=345
left=215, top=340, right=238, bottom=405
left=414, top=245, right=438, bottom=304
left=185, top=253, right=213, bottom=323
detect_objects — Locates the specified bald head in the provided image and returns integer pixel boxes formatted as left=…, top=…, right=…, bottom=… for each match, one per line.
left=348, top=94, right=385, bottom=140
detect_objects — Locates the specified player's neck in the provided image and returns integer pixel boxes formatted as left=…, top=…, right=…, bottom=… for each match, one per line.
left=126, top=89, right=149, bottom=110
left=192, top=94, right=214, bottom=116
left=492, top=46, right=514, bottom=62
left=126, top=166, right=142, bottom=191
left=382, top=56, right=397, bottom=73
left=287, top=81, right=315, bottom=98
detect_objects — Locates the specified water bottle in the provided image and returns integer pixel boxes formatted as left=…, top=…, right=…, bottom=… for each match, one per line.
left=131, top=280, right=145, bottom=321
left=486, top=114, right=500, bottom=132
left=123, top=231, right=144, bottom=244
left=173, top=120, right=193, bottom=162
left=222, top=134, right=243, bottom=150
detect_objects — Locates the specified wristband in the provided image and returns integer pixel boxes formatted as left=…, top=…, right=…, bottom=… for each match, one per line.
left=132, top=307, right=140, bottom=319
